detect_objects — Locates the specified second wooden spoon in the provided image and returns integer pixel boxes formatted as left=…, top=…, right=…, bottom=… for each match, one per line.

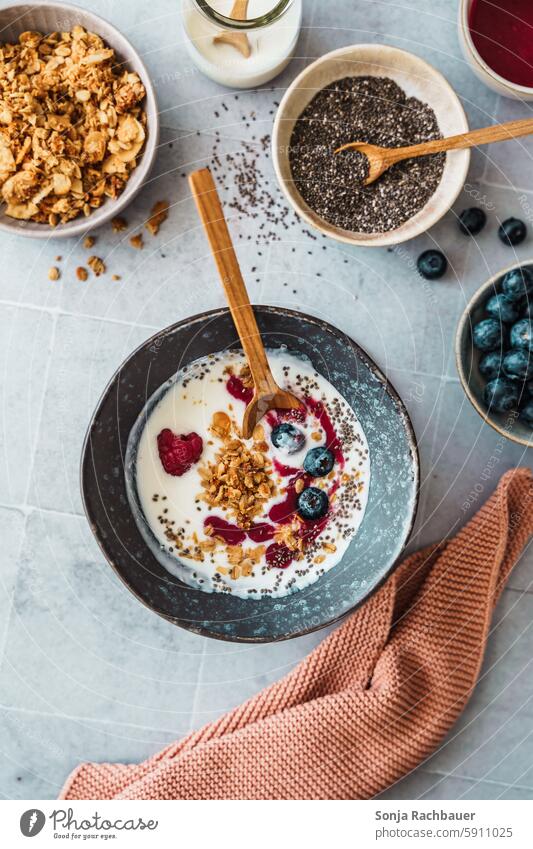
left=336, top=117, right=533, bottom=185
left=189, top=167, right=302, bottom=439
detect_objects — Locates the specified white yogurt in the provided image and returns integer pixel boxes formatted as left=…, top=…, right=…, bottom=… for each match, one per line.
left=131, top=349, right=370, bottom=599
left=181, top=0, right=302, bottom=88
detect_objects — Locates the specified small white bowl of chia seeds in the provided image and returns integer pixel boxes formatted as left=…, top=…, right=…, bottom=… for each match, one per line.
left=272, top=44, right=470, bottom=247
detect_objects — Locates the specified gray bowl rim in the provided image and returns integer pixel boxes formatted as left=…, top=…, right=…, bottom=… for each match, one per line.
left=455, top=258, right=533, bottom=448
left=0, top=0, right=160, bottom=239
left=80, top=305, right=421, bottom=643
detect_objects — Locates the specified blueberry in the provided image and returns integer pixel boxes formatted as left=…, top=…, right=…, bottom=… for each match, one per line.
left=270, top=423, right=305, bottom=454
left=417, top=250, right=447, bottom=280
left=458, top=207, right=486, bottom=236
left=498, top=217, right=527, bottom=246
left=479, top=351, right=505, bottom=381
left=520, top=398, right=533, bottom=427
left=472, top=318, right=504, bottom=351
left=503, top=348, right=533, bottom=381
left=501, top=266, right=533, bottom=302
left=303, top=446, right=335, bottom=477
left=483, top=378, right=519, bottom=413
left=510, top=318, right=533, bottom=351
left=297, top=486, right=329, bottom=521
left=485, top=293, right=519, bottom=324
left=522, top=300, right=533, bottom=320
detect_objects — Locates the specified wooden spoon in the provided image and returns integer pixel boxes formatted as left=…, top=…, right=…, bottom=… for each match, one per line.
left=213, top=0, right=251, bottom=59
left=189, top=167, right=303, bottom=439
left=335, top=117, right=533, bottom=186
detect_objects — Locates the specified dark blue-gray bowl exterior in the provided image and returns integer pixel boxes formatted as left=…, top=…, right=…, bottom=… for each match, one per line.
left=81, top=306, right=419, bottom=642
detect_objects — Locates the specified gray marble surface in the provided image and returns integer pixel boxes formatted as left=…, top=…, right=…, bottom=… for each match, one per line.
left=1, top=0, right=533, bottom=800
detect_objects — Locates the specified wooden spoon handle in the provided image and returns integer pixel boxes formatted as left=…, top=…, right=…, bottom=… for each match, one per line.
left=385, top=117, right=533, bottom=165
left=230, top=0, right=249, bottom=19
left=188, top=168, right=277, bottom=397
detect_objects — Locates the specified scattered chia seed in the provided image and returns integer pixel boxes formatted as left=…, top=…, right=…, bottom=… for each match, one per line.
left=289, top=76, right=445, bottom=233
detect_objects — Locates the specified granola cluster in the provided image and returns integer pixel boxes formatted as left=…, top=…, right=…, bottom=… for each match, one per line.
left=0, top=26, right=146, bottom=224
left=199, top=411, right=276, bottom=529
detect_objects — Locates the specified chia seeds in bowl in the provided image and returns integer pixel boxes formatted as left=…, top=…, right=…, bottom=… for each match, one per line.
left=288, top=76, right=445, bottom=234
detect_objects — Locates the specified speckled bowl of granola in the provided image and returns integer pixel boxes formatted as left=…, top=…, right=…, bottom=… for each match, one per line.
left=81, top=306, right=419, bottom=643
left=0, top=2, right=159, bottom=238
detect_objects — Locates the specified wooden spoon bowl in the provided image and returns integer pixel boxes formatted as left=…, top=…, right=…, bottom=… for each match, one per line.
left=336, top=117, right=533, bottom=186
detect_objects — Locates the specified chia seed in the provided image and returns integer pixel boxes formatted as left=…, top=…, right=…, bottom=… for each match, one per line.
left=288, top=76, right=445, bottom=233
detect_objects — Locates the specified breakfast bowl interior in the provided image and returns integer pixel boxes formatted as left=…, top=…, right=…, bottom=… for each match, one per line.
left=456, top=261, right=533, bottom=448
left=0, top=2, right=159, bottom=239
left=82, top=307, right=419, bottom=643
left=272, top=43, right=470, bottom=247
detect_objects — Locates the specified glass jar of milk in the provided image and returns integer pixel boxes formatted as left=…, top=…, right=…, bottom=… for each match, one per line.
left=181, top=0, right=302, bottom=88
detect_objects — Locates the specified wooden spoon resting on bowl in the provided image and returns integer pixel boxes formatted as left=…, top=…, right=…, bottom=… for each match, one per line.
left=336, top=117, right=533, bottom=186
left=213, top=0, right=251, bottom=58
left=189, top=168, right=303, bottom=439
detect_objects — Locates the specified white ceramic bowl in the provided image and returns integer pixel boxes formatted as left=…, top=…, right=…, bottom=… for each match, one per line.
left=272, top=43, right=470, bottom=248
left=0, top=1, right=159, bottom=239
left=458, top=0, right=533, bottom=101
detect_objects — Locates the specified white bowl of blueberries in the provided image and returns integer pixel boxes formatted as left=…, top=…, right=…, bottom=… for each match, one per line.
left=456, top=226, right=533, bottom=447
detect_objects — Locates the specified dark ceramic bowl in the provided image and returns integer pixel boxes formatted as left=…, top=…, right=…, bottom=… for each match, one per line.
left=81, top=307, right=419, bottom=642
left=456, top=259, right=533, bottom=448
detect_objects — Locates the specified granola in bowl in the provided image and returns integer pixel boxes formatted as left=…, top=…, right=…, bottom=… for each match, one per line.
left=127, top=349, right=371, bottom=600
left=0, top=25, right=147, bottom=226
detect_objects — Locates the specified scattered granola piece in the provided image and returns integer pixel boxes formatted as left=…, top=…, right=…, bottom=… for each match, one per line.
left=146, top=200, right=169, bottom=236
left=130, top=233, right=144, bottom=250
left=111, top=274, right=121, bottom=281
left=76, top=266, right=88, bottom=281
left=83, top=235, right=96, bottom=249
left=88, top=255, right=106, bottom=276
left=48, top=266, right=60, bottom=281
left=55, top=256, right=62, bottom=262
left=112, top=216, right=127, bottom=232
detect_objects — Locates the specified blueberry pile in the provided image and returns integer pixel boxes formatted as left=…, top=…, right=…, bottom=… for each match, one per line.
left=472, top=265, right=533, bottom=424
left=417, top=210, right=528, bottom=281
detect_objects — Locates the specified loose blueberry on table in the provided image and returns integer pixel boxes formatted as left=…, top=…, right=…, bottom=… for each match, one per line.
left=458, top=207, right=486, bottom=237
left=417, top=249, right=447, bottom=280
left=498, top=217, right=527, bottom=247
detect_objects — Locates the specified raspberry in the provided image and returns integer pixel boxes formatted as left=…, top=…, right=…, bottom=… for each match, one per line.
left=157, top=429, right=203, bottom=477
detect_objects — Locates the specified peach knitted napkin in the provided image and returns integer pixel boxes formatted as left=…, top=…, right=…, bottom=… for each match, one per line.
left=61, top=467, right=533, bottom=800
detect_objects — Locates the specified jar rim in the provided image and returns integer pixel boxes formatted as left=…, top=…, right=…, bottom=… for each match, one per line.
left=192, top=0, right=295, bottom=30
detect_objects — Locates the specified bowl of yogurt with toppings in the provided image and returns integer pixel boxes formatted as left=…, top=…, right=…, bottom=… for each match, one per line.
left=127, top=349, right=370, bottom=600
left=81, top=306, right=419, bottom=642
